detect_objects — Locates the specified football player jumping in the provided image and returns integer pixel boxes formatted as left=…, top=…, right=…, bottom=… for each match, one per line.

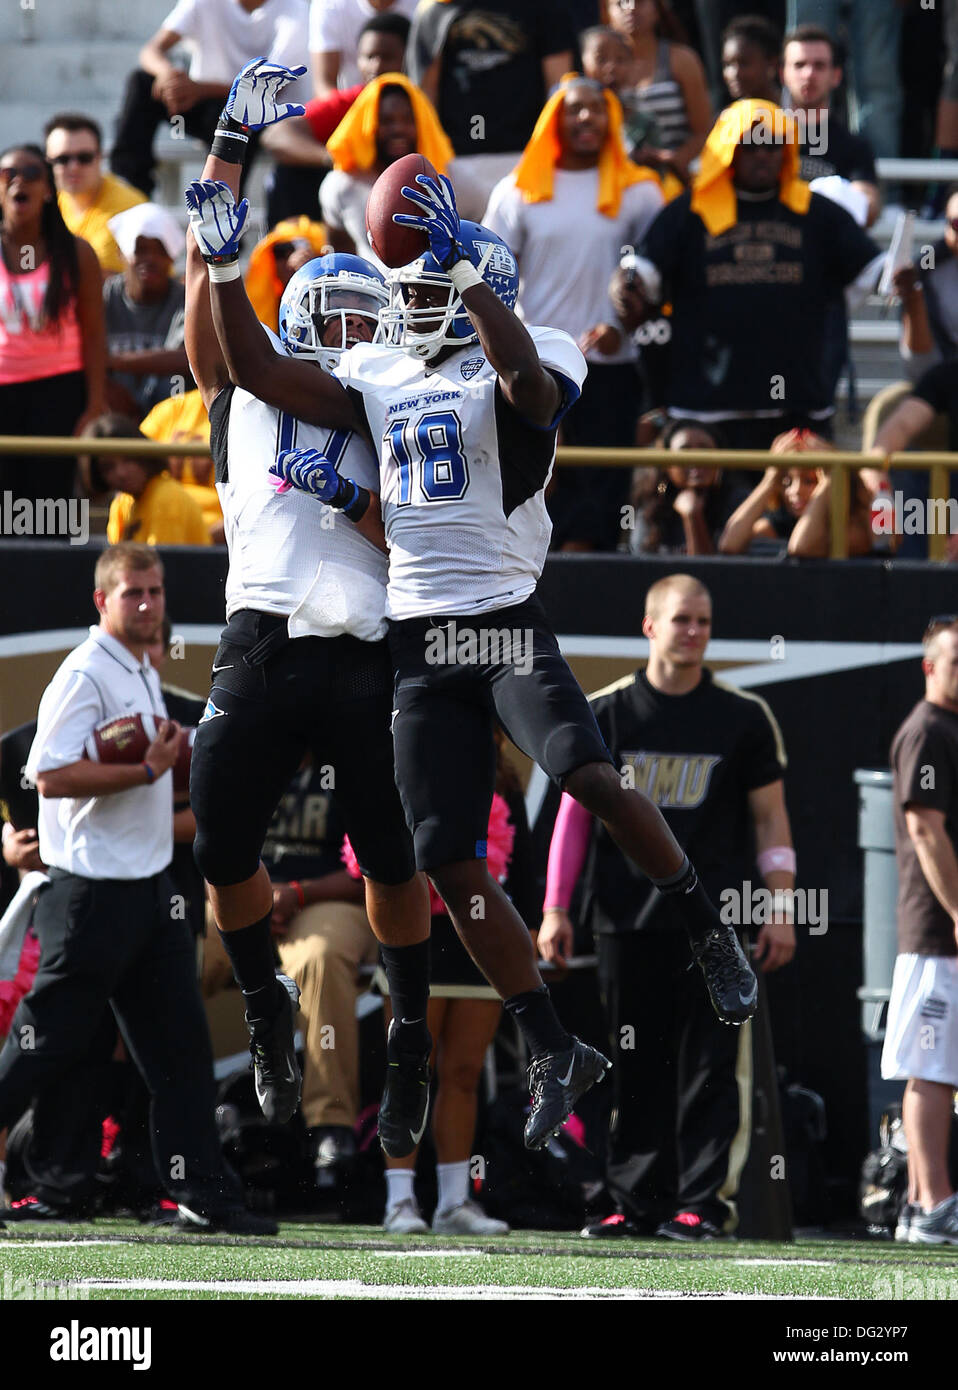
left=193, top=63, right=758, bottom=1154
left=184, top=59, right=433, bottom=1162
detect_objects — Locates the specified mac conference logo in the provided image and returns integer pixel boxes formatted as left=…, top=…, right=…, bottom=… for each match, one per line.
left=460, top=357, right=484, bottom=381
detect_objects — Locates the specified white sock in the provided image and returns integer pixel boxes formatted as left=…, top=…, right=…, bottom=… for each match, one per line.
left=436, top=1160, right=469, bottom=1213
left=385, top=1167, right=416, bottom=1211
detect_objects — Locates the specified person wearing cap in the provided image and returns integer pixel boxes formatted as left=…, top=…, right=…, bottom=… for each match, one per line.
left=103, top=203, right=191, bottom=420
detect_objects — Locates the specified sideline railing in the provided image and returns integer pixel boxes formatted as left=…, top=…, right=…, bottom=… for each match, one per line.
left=0, top=438, right=954, bottom=561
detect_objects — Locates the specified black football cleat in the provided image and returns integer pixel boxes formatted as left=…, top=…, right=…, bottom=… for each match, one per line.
left=690, top=926, right=758, bottom=1025
left=174, top=1204, right=279, bottom=1236
left=524, top=1038, right=611, bottom=1150
left=378, top=1018, right=430, bottom=1159
left=247, top=973, right=302, bottom=1124
left=656, top=1212, right=723, bottom=1242
left=0, top=1195, right=91, bottom=1222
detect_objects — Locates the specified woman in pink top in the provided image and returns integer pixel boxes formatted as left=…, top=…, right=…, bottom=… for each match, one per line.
left=0, top=144, right=106, bottom=509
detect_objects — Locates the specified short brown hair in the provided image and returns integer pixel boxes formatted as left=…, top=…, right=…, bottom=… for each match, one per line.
left=43, top=112, right=102, bottom=149
left=94, top=543, right=163, bottom=595
left=782, top=24, right=840, bottom=65
left=645, top=573, right=711, bottom=619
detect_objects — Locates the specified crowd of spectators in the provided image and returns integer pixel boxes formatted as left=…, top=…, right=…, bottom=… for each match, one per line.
left=3, top=0, right=958, bottom=1237
left=2, top=0, right=955, bottom=558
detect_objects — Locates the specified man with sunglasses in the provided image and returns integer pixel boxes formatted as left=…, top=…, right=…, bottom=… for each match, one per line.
left=44, top=114, right=146, bottom=279
left=884, top=616, right=958, bottom=1244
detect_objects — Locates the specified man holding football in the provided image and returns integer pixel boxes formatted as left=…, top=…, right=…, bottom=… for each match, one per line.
left=0, top=542, right=273, bottom=1234
left=192, top=61, right=758, bottom=1156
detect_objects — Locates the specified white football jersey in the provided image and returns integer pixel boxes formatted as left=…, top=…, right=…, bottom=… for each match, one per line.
left=209, top=377, right=388, bottom=642
left=334, top=327, right=587, bottom=619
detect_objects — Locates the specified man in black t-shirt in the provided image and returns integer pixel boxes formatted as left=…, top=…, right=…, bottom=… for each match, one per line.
left=406, top=1, right=575, bottom=219
left=883, top=619, right=958, bottom=1245
left=611, top=98, right=881, bottom=451
left=539, top=574, right=796, bottom=1239
left=781, top=26, right=879, bottom=226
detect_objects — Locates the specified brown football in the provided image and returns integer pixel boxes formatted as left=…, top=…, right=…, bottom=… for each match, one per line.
left=83, top=715, right=193, bottom=794
left=365, top=153, right=439, bottom=269
left=84, top=713, right=155, bottom=765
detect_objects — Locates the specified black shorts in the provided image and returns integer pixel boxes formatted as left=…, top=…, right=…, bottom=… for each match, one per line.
left=190, top=610, right=415, bottom=887
left=387, top=593, right=612, bottom=872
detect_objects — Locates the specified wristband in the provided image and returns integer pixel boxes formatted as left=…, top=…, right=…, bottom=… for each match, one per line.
left=289, top=880, right=306, bottom=909
left=211, top=113, right=250, bottom=164
left=208, top=261, right=242, bottom=282
left=448, top=260, right=483, bottom=294
left=757, top=846, right=796, bottom=876
left=142, top=762, right=155, bottom=784
left=342, top=483, right=370, bottom=523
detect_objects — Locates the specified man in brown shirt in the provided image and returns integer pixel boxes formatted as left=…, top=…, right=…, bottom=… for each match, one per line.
left=884, top=616, right=958, bottom=1244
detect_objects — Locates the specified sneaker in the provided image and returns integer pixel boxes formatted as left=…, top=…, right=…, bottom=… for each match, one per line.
left=0, top=1195, right=88, bottom=1222
left=690, top=927, right=758, bottom=1025
left=909, top=1194, right=958, bottom=1245
left=580, top=1212, right=641, bottom=1239
left=147, top=1200, right=181, bottom=1227
left=656, top=1211, right=722, bottom=1242
left=432, top=1200, right=509, bottom=1235
left=174, top=1204, right=279, bottom=1236
left=524, top=1038, right=611, bottom=1151
left=308, top=1125, right=357, bottom=1191
left=378, top=1019, right=430, bottom=1159
left=383, top=1198, right=429, bottom=1234
left=247, top=974, right=302, bottom=1125
left=895, top=1202, right=916, bottom=1243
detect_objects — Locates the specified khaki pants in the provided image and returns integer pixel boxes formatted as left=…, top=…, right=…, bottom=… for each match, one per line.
left=202, top=901, right=378, bottom=1130
left=276, top=901, right=378, bottom=1130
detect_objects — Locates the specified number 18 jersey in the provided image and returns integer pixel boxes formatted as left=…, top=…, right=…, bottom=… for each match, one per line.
left=334, top=326, right=587, bottom=619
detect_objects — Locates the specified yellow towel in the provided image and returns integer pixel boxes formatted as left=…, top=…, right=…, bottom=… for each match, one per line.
left=245, top=218, right=330, bottom=330
left=691, top=99, right=811, bottom=236
left=511, top=75, right=660, bottom=218
left=326, top=73, right=453, bottom=175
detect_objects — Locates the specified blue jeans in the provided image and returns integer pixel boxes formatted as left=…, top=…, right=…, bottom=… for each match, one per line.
left=787, top=0, right=902, bottom=158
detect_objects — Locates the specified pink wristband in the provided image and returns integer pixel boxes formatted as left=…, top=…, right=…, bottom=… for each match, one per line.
left=757, top=846, right=796, bottom=876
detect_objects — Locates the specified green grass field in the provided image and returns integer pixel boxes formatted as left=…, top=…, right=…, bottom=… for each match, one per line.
left=3, top=1219, right=958, bottom=1300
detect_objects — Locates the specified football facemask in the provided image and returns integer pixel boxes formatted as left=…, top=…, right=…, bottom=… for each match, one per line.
left=279, top=254, right=388, bottom=367
left=379, top=222, right=519, bottom=360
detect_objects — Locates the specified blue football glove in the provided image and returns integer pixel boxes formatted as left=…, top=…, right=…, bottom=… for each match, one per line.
left=270, top=448, right=361, bottom=511
left=392, top=173, right=468, bottom=271
left=185, top=179, right=249, bottom=264
left=222, top=58, right=307, bottom=129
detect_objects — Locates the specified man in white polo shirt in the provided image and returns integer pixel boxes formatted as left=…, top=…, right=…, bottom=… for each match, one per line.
left=0, top=542, right=274, bottom=1234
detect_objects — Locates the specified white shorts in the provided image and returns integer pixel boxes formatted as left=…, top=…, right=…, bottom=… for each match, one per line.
left=881, top=953, right=958, bottom=1087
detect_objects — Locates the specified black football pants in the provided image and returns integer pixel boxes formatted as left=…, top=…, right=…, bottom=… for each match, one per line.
left=596, top=929, right=752, bottom=1230
left=0, top=869, right=240, bottom=1215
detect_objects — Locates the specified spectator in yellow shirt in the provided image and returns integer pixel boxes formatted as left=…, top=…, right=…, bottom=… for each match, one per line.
left=86, top=413, right=211, bottom=547
left=44, top=113, right=147, bottom=279
left=140, top=388, right=224, bottom=542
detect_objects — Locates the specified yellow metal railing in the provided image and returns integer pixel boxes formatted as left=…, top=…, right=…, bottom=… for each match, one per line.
left=0, top=438, right=954, bottom=561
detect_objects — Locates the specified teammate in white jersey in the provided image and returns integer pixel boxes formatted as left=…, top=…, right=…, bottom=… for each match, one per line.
left=200, top=75, right=758, bottom=1151
left=184, top=60, right=432, bottom=1160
